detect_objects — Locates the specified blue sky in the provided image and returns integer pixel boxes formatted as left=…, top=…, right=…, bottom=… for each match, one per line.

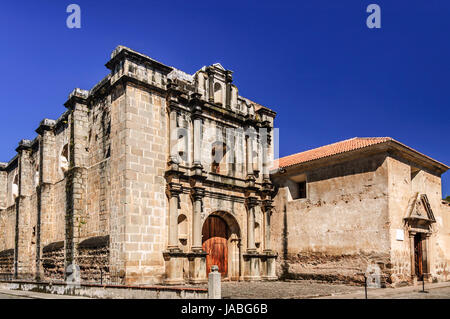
left=0, top=0, right=449, bottom=197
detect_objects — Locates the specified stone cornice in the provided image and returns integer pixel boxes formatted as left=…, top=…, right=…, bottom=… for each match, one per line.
left=35, top=119, right=56, bottom=135
left=113, top=74, right=167, bottom=95
left=64, top=88, right=89, bottom=109
left=15, top=139, right=33, bottom=152
left=105, top=46, right=173, bottom=74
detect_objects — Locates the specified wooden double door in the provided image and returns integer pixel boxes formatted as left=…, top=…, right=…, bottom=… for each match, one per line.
left=202, top=216, right=229, bottom=277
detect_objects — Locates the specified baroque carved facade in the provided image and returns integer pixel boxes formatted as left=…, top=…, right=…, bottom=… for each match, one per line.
left=0, top=46, right=277, bottom=285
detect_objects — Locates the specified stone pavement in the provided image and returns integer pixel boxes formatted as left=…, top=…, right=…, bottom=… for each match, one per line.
left=220, top=280, right=362, bottom=299
left=0, top=288, right=90, bottom=299
left=317, top=281, right=450, bottom=299
left=0, top=292, right=30, bottom=299
left=1, top=280, right=449, bottom=299
left=220, top=280, right=450, bottom=299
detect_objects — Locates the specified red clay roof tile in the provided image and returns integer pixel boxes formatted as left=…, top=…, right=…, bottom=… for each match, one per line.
left=274, top=137, right=393, bottom=169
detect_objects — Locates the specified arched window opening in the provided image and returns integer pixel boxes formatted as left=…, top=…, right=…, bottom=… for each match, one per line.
left=60, top=144, right=69, bottom=173
left=214, top=82, right=223, bottom=105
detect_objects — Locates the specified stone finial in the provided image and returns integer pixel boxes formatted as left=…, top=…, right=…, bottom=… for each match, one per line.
left=167, top=68, right=194, bottom=83
left=36, top=118, right=56, bottom=135
left=16, top=139, right=33, bottom=152
left=64, top=88, right=89, bottom=109
left=40, top=119, right=56, bottom=127
left=68, top=88, right=89, bottom=100
left=111, top=45, right=127, bottom=59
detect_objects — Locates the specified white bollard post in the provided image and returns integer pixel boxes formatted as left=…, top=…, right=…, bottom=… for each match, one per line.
left=208, top=265, right=221, bottom=299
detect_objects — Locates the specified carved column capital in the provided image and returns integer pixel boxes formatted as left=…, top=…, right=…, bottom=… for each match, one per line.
left=191, top=187, right=205, bottom=201
left=245, top=197, right=259, bottom=210
left=262, top=199, right=274, bottom=212
left=167, top=182, right=183, bottom=198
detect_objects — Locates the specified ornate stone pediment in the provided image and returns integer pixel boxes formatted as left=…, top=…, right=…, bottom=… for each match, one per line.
left=404, top=193, right=436, bottom=229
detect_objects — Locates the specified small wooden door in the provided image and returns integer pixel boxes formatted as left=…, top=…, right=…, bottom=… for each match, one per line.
left=202, top=216, right=228, bottom=277
left=414, top=234, right=423, bottom=279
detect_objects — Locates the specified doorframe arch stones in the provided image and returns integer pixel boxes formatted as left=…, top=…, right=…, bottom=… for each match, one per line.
left=204, top=211, right=242, bottom=281
left=404, top=193, right=436, bottom=282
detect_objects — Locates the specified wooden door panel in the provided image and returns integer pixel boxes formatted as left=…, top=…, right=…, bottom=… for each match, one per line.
left=414, top=235, right=423, bottom=278
left=202, top=216, right=228, bottom=277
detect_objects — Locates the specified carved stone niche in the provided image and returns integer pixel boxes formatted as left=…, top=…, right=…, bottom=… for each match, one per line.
left=403, top=193, right=436, bottom=232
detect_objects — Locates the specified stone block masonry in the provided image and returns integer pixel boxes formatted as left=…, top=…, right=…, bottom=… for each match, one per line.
left=0, top=45, right=278, bottom=286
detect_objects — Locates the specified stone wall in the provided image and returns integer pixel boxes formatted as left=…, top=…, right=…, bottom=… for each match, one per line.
left=272, top=150, right=450, bottom=286
left=272, top=154, right=391, bottom=284
left=116, top=84, right=168, bottom=284
left=77, top=235, right=110, bottom=283
left=0, top=249, right=14, bottom=274
left=387, top=155, right=450, bottom=283
left=42, top=241, right=65, bottom=280
left=0, top=170, right=7, bottom=209
left=0, top=206, right=15, bottom=253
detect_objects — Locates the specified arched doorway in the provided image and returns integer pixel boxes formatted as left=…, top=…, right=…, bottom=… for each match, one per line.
left=202, top=212, right=241, bottom=280
left=202, top=215, right=229, bottom=277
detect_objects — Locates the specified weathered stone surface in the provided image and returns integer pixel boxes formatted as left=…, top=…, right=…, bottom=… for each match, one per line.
left=271, top=144, right=449, bottom=286
left=0, top=45, right=277, bottom=285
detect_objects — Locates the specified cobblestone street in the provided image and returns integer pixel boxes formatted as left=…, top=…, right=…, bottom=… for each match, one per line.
left=0, top=292, right=29, bottom=299
left=220, top=280, right=450, bottom=299
left=319, top=281, right=450, bottom=299
left=221, top=280, right=362, bottom=299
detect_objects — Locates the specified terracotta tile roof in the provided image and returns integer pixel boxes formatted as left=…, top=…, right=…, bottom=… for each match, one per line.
left=274, top=137, right=394, bottom=169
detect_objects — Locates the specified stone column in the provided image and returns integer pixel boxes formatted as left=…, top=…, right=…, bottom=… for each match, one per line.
left=163, top=182, right=184, bottom=285
left=191, top=187, right=204, bottom=251
left=246, top=129, right=254, bottom=177
left=247, top=200, right=256, bottom=252
left=35, top=119, right=56, bottom=280
left=261, top=201, right=277, bottom=280
left=208, top=71, right=214, bottom=103
left=167, top=183, right=182, bottom=250
left=263, top=205, right=271, bottom=252
left=225, top=71, right=233, bottom=109
left=409, top=232, right=416, bottom=281
left=188, top=186, right=207, bottom=284
left=63, top=89, right=89, bottom=279
left=169, top=109, right=179, bottom=166
left=243, top=197, right=260, bottom=281
left=252, top=135, right=260, bottom=173
left=192, top=111, right=202, bottom=168
left=15, top=140, right=33, bottom=279
left=423, top=233, right=431, bottom=281
left=260, top=128, right=270, bottom=181
left=0, top=165, right=7, bottom=209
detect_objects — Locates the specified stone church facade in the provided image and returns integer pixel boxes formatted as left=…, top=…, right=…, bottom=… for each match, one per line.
left=0, top=46, right=277, bottom=285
